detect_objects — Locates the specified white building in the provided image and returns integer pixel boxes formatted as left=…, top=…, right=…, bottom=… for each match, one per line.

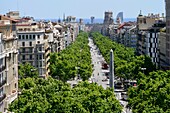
left=0, top=15, right=18, bottom=112
left=16, top=19, right=50, bottom=78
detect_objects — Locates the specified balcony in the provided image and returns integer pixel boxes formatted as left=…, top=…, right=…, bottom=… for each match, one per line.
left=22, top=58, right=34, bottom=61
left=20, top=51, right=34, bottom=54
left=0, top=66, right=6, bottom=72
left=0, top=79, right=6, bottom=88
left=6, top=90, right=17, bottom=103
left=37, top=50, right=45, bottom=54
left=0, top=94, right=6, bottom=103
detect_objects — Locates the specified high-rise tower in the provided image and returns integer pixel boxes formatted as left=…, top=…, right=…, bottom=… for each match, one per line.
left=103, top=11, right=113, bottom=25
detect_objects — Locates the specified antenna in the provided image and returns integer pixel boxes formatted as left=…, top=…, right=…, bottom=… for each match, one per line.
left=140, top=10, right=142, bottom=15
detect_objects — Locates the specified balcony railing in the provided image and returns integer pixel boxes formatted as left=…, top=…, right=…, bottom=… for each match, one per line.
left=0, top=79, right=6, bottom=88
left=0, top=66, right=6, bottom=72
left=0, top=94, right=6, bottom=102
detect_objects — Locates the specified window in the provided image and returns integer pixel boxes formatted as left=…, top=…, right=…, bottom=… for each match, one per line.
left=22, top=55, right=25, bottom=60
left=29, top=42, right=32, bottom=46
left=33, top=35, right=35, bottom=39
left=39, top=47, right=42, bottom=51
left=13, top=54, right=15, bottom=64
left=37, top=35, right=40, bottom=39
left=22, top=48, right=25, bottom=53
left=40, top=62, right=42, bottom=67
left=22, top=35, right=25, bottom=40
left=29, top=35, right=32, bottom=39
left=39, top=55, right=42, bottom=59
left=144, top=18, right=146, bottom=24
left=30, top=55, right=32, bottom=59
left=37, top=55, right=39, bottom=60
left=29, top=48, right=32, bottom=52
left=26, top=35, right=28, bottom=39
left=0, top=87, right=3, bottom=96
left=13, top=68, right=15, bottom=76
left=15, top=83, right=17, bottom=88
left=37, top=41, right=40, bottom=44
left=19, top=35, right=21, bottom=40
left=22, top=42, right=25, bottom=46
left=140, top=20, right=142, bottom=24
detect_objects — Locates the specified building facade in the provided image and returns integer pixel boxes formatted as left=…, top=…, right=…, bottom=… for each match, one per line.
left=136, top=13, right=164, bottom=55
left=166, top=0, right=170, bottom=68
left=158, top=32, right=167, bottom=69
left=0, top=15, right=18, bottom=112
left=145, top=22, right=166, bottom=66
left=16, top=18, right=50, bottom=78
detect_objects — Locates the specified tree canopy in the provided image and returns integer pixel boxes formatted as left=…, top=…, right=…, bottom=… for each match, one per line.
left=9, top=77, right=122, bottom=113
left=18, top=62, right=38, bottom=78
left=50, top=32, right=93, bottom=81
left=128, top=71, right=170, bottom=113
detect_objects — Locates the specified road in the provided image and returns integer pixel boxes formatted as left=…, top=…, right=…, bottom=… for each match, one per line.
left=88, top=37, right=132, bottom=113
left=88, top=37, right=109, bottom=89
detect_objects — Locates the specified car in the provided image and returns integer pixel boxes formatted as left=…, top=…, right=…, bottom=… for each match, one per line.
left=101, top=63, right=109, bottom=69
left=121, top=92, right=128, bottom=101
left=124, top=80, right=137, bottom=89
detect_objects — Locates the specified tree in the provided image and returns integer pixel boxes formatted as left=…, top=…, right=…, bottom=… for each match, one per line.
left=128, top=71, right=170, bottom=113
left=9, top=78, right=122, bottom=113
left=50, top=32, right=93, bottom=82
left=18, top=63, right=38, bottom=78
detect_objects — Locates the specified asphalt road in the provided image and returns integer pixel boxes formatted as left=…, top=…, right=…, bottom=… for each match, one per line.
left=88, top=37, right=109, bottom=89
left=88, top=37, right=132, bottom=113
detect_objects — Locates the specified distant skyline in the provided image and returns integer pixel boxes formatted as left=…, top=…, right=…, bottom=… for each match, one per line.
left=0, top=0, right=165, bottom=19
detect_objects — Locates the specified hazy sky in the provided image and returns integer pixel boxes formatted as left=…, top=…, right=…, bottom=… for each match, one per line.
left=0, top=0, right=165, bottom=19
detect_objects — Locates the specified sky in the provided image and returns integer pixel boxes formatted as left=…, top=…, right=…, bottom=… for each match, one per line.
left=0, top=0, right=165, bottom=19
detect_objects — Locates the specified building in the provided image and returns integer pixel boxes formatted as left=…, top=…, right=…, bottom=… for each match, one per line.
left=6, top=11, right=20, bottom=20
left=16, top=17, right=50, bottom=78
left=103, top=11, right=113, bottom=25
left=116, top=12, right=123, bottom=24
left=145, top=22, right=166, bottom=67
left=117, top=22, right=137, bottom=48
left=165, top=0, right=170, bottom=68
left=0, top=15, right=18, bottom=112
left=158, top=31, right=167, bottom=69
left=79, top=18, right=86, bottom=31
left=90, top=16, right=95, bottom=24
left=136, top=12, right=164, bottom=55
left=102, top=11, right=114, bottom=36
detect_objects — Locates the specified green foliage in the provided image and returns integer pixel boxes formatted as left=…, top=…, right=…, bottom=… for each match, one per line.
left=9, top=78, right=122, bottom=113
left=18, top=62, right=38, bottom=78
left=50, top=32, right=93, bottom=81
left=91, top=32, right=155, bottom=80
left=128, top=70, right=170, bottom=113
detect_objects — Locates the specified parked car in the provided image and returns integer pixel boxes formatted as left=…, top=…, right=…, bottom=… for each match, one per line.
left=121, top=92, right=128, bottom=101
left=124, top=80, right=137, bottom=90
